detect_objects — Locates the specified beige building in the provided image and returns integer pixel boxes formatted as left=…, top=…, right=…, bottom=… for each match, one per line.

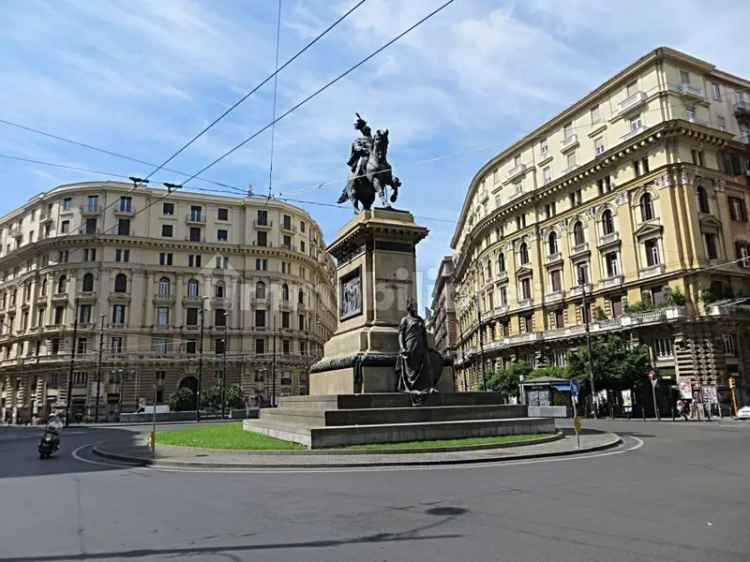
left=451, top=47, right=750, bottom=410
left=427, top=256, right=459, bottom=358
left=0, top=182, right=337, bottom=423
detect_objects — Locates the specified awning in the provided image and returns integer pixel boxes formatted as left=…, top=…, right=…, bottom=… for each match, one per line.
left=552, top=383, right=571, bottom=392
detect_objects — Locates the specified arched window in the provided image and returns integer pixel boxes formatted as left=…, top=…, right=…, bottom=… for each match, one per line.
left=282, top=283, right=289, bottom=302
left=255, top=281, right=266, bottom=300
left=548, top=232, right=558, bottom=255
left=601, top=210, right=614, bottom=235
left=187, top=279, right=199, bottom=298
left=215, top=281, right=225, bottom=298
left=159, top=277, right=171, bottom=297
left=697, top=186, right=710, bottom=214
left=57, top=275, right=67, bottom=294
left=640, top=193, right=654, bottom=221
left=519, top=242, right=529, bottom=265
left=497, top=253, right=506, bottom=273
left=485, top=261, right=492, bottom=281
left=82, top=273, right=94, bottom=293
left=298, top=288, right=304, bottom=305
left=573, top=221, right=585, bottom=246
left=40, top=278, right=48, bottom=297
left=114, top=273, right=127, bottom=293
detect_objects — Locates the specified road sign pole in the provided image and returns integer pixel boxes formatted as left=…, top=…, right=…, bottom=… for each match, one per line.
left=570, top=377, right=580, bottom=449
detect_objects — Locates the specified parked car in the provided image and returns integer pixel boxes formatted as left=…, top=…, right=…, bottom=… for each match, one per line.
left=736, top=406, right=750, bottom=420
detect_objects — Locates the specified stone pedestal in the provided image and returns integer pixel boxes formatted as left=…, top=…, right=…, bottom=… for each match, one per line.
left=310, top=208, right=453, bottom=394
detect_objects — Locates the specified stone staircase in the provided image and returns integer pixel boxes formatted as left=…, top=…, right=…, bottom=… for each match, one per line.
left=243, top=393, right=555, bottom=449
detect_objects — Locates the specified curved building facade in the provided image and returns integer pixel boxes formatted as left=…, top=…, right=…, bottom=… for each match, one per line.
left=0, top=182, right=337, bottom=423
left=450, top=48, right=750, bottom=410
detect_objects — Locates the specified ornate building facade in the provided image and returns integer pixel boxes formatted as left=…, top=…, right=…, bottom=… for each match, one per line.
left=451, top=47, right=750, bottom=409
left=0, top=182, right=337, bottom=423
left=427, top=256, right=458, bottom=360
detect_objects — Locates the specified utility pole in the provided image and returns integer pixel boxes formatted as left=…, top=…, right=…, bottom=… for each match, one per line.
left=581, top=283, right=597, bottom=419
left=271, top=288, right=277, bottom=408
left=221, top=311, right=228, bottom=419
left=94, top=315, right=105, bottom=423
left=196, top=299, right=206, bottom=422
left=64, top=298, right=80, bottom=427
left=474, top=293, right=487, bottom=391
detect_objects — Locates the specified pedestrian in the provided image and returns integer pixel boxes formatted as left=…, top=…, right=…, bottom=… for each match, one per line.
left=682, top=400, right=691, bottom=421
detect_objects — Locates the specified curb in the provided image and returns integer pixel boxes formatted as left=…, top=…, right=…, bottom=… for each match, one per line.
left=92, top=432, right=623, bottom=469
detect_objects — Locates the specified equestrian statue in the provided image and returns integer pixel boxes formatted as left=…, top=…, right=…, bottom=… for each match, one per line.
left=337, top=113, right=401, bottom=212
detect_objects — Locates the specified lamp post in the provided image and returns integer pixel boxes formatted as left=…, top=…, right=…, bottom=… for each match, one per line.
left=221, top=310, right=228, bottom=419
left=196, top=296, right=208, bottom=422
left=64, top=298, right=80, bottom=427
left=94, top=315, right=105, bottom=423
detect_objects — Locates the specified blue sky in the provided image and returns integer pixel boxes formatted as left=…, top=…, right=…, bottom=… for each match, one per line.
left=2, top=0, right=750, bottom=307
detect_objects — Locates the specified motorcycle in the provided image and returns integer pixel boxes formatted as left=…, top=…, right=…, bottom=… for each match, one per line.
left=38, top=429, right=60, bottom=459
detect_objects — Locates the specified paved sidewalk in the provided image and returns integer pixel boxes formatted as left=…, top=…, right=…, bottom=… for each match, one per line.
left=92, top=430, right=621, bottom=468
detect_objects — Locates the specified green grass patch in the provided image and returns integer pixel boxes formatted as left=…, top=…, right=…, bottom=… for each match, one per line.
left=338, top=433, right=551, bottom=450
left=157, top=422, right=303, bottom=450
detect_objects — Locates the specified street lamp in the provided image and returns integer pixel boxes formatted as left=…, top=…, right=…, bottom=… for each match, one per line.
left=196, top=296, right=208, bottom=422
left=221, top=309, right=228, bottom=419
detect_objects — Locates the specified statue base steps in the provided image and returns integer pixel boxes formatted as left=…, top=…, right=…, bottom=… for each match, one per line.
left=243, top=393, right=555, bottom=449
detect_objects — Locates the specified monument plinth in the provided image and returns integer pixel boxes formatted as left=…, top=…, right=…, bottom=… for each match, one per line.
left=243, top=113, right=553, bottom=449
left=310, top=208, right=451, bottom=394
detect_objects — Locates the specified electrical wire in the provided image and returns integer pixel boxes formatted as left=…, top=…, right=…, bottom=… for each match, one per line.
left=180, top=0, right=457, bottom=186
left=143, top=0, right=367, bottom=180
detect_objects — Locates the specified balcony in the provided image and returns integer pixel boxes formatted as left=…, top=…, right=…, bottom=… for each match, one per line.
left=622, top=123, right=645, bottom=141
left=600, top=274, right=624, bottom=289
left=495, top=270, right=508, bottom=283
left=618, top=91, right=647, bottom=115
left=517, top=298, right=533, bottom=310
left=670, top=83, right=705, bottom=100
left=8, top=224, right=22, bottom=238
left=545, top=252, right=563, bottom=265
left=545, top=291, right=564, bottom=304
left=39, top=209, right=52, bottom=223
left=185, top=214, right=206, bottom=225
left=253, top=219, right=273, bottom=229
left=598, top=231, right=620, bottom=247
left=639, top=263, right=665, bottom=279
left=569, top=283, right=592, bottom=297
left=281, top=223, right=297, bottom=233
left=508, top=185, right=525, bottom=201
left=114, top=206, right=136, bottom=217
left=493, top=304, right=508, bottom=316
left=251, top=240, right=273, bottom=248
left=506, top=163, right=527, bottom=182
left=153, top=293, right=176, bottom=305
left=182, top=295, right=203, bottom=306
left=560, top=134, right=579, bottom=152
left=734, top=100, right=750, bottom=123
left=51, top=292, right=68, bottom=303
left=570, top=242, right=590, bottom=257
left=79, top=206, right=101, bottom=217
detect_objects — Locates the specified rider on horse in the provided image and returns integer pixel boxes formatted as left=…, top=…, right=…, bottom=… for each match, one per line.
left=338, top=114, right=372, bottom=204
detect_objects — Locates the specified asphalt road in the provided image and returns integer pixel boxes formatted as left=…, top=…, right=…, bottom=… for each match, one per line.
left=1, top=419, right=748, bottom=562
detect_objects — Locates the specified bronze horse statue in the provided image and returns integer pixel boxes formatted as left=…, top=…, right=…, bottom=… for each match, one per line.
left=339, top=128, right=401, bottom=212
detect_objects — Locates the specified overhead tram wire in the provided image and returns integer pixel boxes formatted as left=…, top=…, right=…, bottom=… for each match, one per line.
left=0, top=118, right=251, bottom=193
left=178, top=0, right=457, bottom=187
left=143, top=0, right=367, bottom=181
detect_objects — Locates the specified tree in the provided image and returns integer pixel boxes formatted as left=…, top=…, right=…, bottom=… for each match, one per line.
left=487, top=361, right=532, bottom=401
left=169, top=387, right=195, bottom=412
left=567, top=335, right=651, bottom=392
left=529, top=366, right=570, bottom=380
left=201, top=383, right=244, bottom=410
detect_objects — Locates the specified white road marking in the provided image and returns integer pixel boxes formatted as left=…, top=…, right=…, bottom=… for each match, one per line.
left=71, top=443, right=146, bottom=470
